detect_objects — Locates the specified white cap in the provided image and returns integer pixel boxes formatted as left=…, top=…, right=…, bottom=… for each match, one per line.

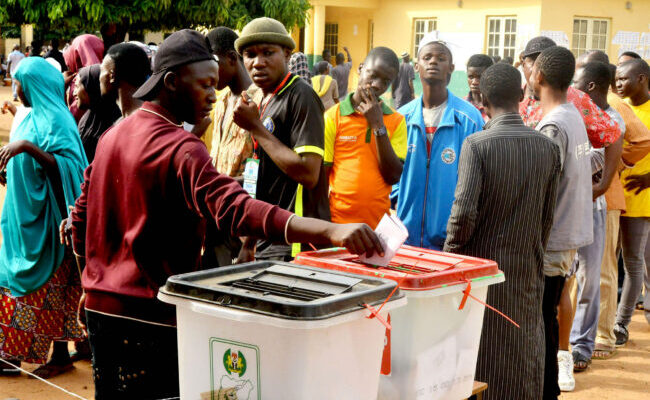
left=417, top=31, right=462, bottom=58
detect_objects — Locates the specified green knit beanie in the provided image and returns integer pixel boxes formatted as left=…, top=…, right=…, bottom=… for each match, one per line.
left=235, top=17, right=296, bottom=55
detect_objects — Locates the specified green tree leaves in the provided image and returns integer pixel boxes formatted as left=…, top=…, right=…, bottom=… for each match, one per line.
left=0, top=0, right=311, bottom=32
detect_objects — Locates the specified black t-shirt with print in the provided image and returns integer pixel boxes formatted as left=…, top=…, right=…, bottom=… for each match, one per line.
left=255, top=74, right=330, bottom=259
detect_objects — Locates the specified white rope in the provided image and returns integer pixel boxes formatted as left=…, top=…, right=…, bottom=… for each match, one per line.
left=0, top=358, right=89, bottom=400
left=0, top=358, right=181, bottom=400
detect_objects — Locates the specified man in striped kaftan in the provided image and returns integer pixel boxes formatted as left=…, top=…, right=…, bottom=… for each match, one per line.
left=444, top=64, right=561, bottom=399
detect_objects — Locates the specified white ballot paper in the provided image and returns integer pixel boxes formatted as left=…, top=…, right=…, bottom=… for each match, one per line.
left=359, top=213, right=409, bottom=267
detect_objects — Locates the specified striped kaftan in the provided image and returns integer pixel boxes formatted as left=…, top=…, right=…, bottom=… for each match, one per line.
left=444, top=112, right=561, bottom=400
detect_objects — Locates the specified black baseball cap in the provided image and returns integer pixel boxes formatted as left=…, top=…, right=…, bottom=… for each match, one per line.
left=522, top=36, right=557, bottom=59
left=133, top=29, right=215, bottom=99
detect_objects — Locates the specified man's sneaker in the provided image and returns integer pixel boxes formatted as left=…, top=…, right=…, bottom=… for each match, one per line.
left=558, top=350, right=575, bottom=392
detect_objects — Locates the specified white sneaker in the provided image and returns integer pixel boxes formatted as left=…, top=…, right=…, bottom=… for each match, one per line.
left=558, top=350, right=575, bottom=392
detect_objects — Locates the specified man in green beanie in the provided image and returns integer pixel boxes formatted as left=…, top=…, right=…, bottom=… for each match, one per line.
left=233, top=17, right=330, bottom=260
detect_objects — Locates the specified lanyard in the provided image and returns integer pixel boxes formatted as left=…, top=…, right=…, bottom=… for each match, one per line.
left=252, top=72, right=292, bottom=158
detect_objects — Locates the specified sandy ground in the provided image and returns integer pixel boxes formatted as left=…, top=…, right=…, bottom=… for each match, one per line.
left=0, top=86, right=649, bottom=400
left=0, top=311, right=647, bottom=400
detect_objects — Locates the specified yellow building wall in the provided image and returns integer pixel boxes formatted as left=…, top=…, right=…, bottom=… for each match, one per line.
left=307, top=0, right=648, bottom=97
left=325, top=6, right=370, bottom=70
left=371, top=0, right=543, bottom=63
left=540, top=0, right=650, bottom=61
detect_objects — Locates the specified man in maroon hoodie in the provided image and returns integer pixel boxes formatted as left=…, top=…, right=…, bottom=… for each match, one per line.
left=68, top=30, right=383, bottom=400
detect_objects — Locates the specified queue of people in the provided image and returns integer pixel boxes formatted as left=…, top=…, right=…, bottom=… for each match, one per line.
left=0, top=16, right=649, bottom=400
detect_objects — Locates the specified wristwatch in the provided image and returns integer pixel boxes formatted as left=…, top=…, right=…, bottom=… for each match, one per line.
left=373, top=126, right=388, bottom=137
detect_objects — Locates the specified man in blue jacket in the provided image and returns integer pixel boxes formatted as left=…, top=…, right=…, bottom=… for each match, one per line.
left=393, top=33, right=484, bottom=250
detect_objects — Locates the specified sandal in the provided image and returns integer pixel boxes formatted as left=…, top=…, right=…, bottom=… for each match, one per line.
left=614, top=324, right=629, bottom=347
left=592, top=347, right=617, bottom=360
left=572, top=350, right=591, bottom=372
left=30, top=362, right=74, bottom=379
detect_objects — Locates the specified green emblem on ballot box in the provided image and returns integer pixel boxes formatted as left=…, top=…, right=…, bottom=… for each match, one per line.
left=223, top=348, right=247, bottom=377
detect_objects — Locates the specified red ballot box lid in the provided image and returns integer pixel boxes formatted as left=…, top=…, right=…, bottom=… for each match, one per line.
left=294, top=245, right=500, bottom=290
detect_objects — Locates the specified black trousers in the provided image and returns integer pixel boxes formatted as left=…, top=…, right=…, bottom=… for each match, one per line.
left=542, top=275, right=566, bottom=400
left=86, top=310, right=180, bottom=400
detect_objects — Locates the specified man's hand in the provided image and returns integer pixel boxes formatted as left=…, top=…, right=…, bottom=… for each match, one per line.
left=625, top=171, right=650, bottom=195
left=356, top=85, right=384, bottom=130
left=592, top=183, right=607, bottom=201
left=191, top=116, right=212, bottom=138
left=327, top=223, right=385, bottom=257
left=63, top=71, right=76, bottom=87
left=60, top=218, right=70, bottom=245
left=2, top=100, right=17, bottom=116
left=60, top=206, right=75, bottom=246
left=233, top=92, right=263, bottom=133
left=235, top=237, right=256, bottom=264
left=286, top=217, right=384, bottom=257
left=0, top=140, right=25, bottom=171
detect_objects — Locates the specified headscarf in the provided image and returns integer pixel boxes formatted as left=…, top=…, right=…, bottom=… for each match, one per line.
left=311, top=74, right=333, bottom=97
left=0, top=57, right=88, bottom=296
left=63, top=34, right=104, bottom=74
left=76, top=65, right=121, bottom=162
left=289, top=52, right=312, bottom=85
left=63, top=34, right=104, bottom=122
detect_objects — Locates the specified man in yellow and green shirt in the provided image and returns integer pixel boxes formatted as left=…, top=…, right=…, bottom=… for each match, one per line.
left=325, top=47, right=407, bottom=229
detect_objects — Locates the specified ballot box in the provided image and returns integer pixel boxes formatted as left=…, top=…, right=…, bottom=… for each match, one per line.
left=295, top=245, right=504, bottom=400
left=158, top=261, right=406, bottom=400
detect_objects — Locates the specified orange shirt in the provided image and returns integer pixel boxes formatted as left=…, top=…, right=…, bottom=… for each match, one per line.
left=324, top=93, right=407, bottom=228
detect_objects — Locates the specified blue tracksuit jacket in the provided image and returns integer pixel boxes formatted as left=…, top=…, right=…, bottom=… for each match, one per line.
left=392, top=90, right=484, bottom=250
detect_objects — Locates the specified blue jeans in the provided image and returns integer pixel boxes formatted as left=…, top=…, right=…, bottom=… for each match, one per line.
left=616, top=216, right=650, bottom=328
left=570, top=205, right=607, bottom=358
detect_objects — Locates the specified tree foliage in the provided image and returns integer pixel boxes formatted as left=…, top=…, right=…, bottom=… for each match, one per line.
left=0, top=0, right=311, bottom=34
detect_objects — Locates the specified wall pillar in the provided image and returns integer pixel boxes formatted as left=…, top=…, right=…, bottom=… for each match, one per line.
left=304, top=8, right=314, bottom=66
left=21, top=24, right=33, bottom=50
left=313, top=4, right=326, bottom=64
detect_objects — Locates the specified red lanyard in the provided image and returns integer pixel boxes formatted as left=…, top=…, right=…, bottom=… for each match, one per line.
left=252, top=73, right=292, bottom=158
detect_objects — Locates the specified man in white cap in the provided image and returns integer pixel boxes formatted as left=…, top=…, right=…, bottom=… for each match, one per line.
left=392, top=32, right=484, bottom=250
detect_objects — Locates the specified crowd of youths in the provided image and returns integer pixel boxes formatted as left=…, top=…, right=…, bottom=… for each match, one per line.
left=0, top=16, right=649, bottom=400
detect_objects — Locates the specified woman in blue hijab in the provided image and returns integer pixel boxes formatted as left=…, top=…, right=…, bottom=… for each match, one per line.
left=0, top=57, right=88, bottom=377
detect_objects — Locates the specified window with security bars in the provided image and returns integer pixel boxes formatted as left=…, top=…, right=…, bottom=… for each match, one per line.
left=572, top=18, right=609, bottom=57
left=324, top=23, right=338, bottom=57
left=413, top=18, right=437, bottom=56
left=486, top=17, right=517, bottom=59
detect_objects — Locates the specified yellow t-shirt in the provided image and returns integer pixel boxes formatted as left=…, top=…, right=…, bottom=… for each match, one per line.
left=621, top=99, right=650, bottom=217
left=324, top=93, right=407, bottom=228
